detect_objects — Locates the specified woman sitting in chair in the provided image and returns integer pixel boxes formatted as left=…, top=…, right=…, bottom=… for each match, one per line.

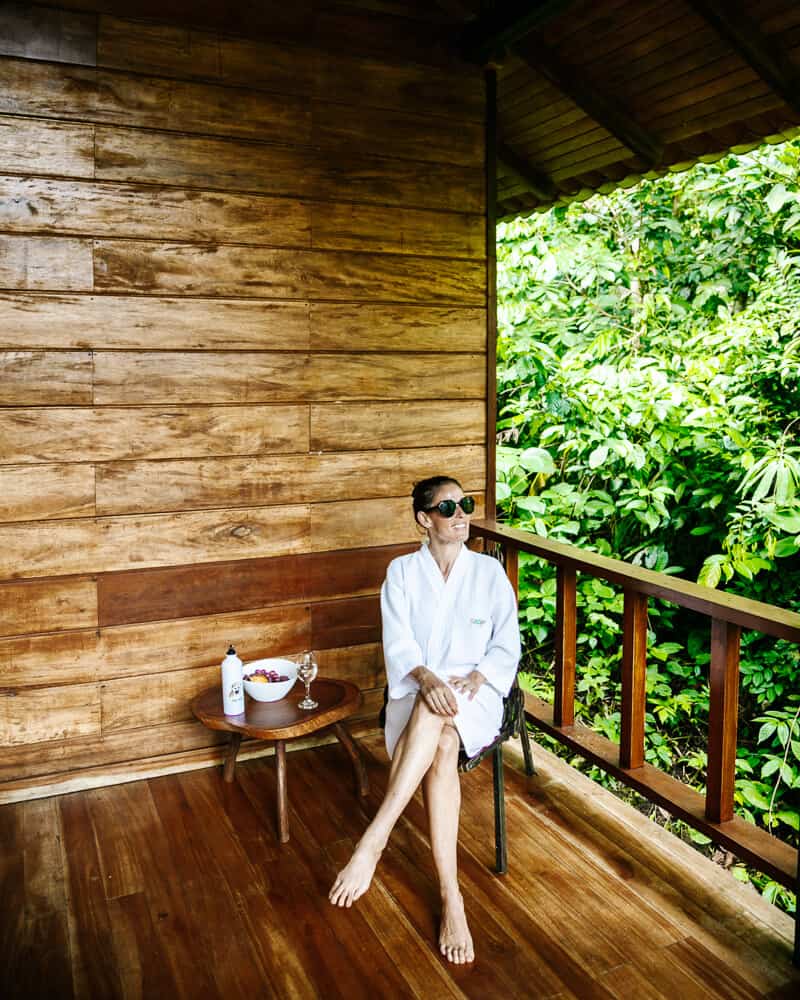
left=329, top=475, right=520, bottom=964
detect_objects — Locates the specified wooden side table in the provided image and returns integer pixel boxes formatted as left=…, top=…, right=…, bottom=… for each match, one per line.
left=191, top=678, right=368, bottom=843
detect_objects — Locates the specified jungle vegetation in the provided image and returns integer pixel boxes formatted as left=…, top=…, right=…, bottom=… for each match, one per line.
left=496, top=136, right=800, bottom=910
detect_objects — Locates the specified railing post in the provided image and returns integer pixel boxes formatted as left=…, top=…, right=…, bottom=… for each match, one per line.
left=554, top=565, right=576, bottom=727
left=503, top=543, right=519, bottom=602
left=706, top=618, right=741, bottom=823
left=620, top=590, right=648, bottom=769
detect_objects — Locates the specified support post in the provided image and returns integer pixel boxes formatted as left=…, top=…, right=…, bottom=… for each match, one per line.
left=620, top=591, right=648, bottom=769
left=706, top=619, right=741, bottom=823
left=503, top=543, right=519, bottom=602
left=485, top=66, right=497, bottom=519
left=553, top=565, right=576, bottom=727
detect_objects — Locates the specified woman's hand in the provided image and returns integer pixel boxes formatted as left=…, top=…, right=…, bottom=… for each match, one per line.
left=411, top=667, right=457, bottom=716
left=448, top=670, right=486, bottom=701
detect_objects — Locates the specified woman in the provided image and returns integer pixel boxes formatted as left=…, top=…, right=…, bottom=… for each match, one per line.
left=328, top=475, right=520, bottom=965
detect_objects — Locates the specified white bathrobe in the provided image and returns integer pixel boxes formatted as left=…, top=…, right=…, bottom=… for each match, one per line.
left=382, top=543, right=521, bottom=758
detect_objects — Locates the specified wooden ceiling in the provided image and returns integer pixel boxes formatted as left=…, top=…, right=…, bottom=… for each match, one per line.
left=445, top=0, right=800, bottom=219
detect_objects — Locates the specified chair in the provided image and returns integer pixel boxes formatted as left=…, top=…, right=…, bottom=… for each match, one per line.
left=379, top=677, right=535, bottom=874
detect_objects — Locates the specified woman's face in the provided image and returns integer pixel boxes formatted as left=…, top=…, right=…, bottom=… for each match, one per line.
left=418, top=482, right=471, bottom=545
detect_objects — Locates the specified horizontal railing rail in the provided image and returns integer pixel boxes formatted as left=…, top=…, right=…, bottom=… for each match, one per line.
left=471, top=518, right=799, bottom=965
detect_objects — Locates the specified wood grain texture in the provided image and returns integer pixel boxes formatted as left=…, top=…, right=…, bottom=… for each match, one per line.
left=97, top=15, right=223, bottom=81
left=0, top=237, right=92, bottom=291
left=4, top=738, right=797, bottom=996
left=91, top=351, right=484, bottom=404
left=313, top=99, right=484, bottom=166
left=93, top=241, right=486, bottom=304
left=0, top=3, right=97, bottom=65
left=0, top=116, right=94, bottom=178
left=311, top=595, right=381, bottom=650
left=308, top=353, right=486, bottom=400
left=0, top=577, right=97, bottom=638
left=92, top=352, right=307, bottom=404
left=309, top=302, right=485, bottom=352
left=0, top=56, right=311, bottom=144
left=0, top=504, right=309, bottom=581
left=0, top=176, right=311, bottom=247
left=0, top=719, right=227, bottom=784
left=706, top=619, right=741, bottom=825
left=311, top=494, right=485, bottom=553
left=98, top=603, right=310, bottom=681
left=0, top=0, right=489, bottom=794
left=95, top=127, right=484, bottom=212
left=0, top=351, right=92, bottom=405
left=97, top=544, right=414, bottom=627
left=313, top=50, right=484, bottom=122
left=94, top=444, right=485, bottom=515
left=0, top=463, right=95, bottom=523
left=0, top=58, right=97, bottom=120
left=0, top=404, right=309, bottom=464
left=0, top=628, right=101, bottom=688
left=0, top=293, right=310, bottom=350
left=315, top=152, right=485, bottom=214
left=95, top=125, right=316, bottom=195
left=554, top=565, right=577, bottom=728
left=620, top=590, right=648, bottom=771
left=1, top=684, right=100, bottom=747
left=310, top=399, right=486, bottom=451
left=98, top=15, right=315, bottom=97
left=100, top=664, right=217, bottom=731
left=312, top=202, right=484, bottom=258
left=314, top=642, right=384, bottom=689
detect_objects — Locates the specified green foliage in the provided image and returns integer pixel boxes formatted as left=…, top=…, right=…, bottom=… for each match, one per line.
left=499, top=139, right=800, bottom=908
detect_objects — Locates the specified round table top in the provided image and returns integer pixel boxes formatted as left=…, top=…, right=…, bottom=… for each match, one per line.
left=191, top=677, right=362, bottom=740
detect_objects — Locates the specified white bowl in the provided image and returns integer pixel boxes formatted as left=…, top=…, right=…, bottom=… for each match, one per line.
left=242, top=658, right=298, bottom=703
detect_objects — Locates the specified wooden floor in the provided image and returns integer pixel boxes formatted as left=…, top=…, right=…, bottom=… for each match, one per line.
left=2, top=733, right=798, bottom=999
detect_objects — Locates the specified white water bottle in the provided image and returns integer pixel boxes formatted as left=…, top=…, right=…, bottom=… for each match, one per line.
left=221, top=644, right=245, bottom=716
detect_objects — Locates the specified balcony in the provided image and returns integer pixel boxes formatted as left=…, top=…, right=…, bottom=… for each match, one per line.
left=2, top=727, right=799, bottom=998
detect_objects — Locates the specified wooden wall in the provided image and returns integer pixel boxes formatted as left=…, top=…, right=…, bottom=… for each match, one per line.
left=0, top=1, right=488, bottom=801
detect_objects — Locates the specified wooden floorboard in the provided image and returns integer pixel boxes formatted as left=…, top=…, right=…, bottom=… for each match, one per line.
left=0, top=733, right=798, bottom=999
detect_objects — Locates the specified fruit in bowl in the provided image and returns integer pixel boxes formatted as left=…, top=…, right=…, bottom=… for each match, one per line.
left=242, top=658, right=298, bottom=702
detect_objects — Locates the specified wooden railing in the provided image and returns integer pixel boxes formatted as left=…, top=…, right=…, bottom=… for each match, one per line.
left=471, top=519, right=800, bottom=963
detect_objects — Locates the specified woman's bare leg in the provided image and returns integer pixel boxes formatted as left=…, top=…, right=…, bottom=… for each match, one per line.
left=422, top=726, right=474, bottom=964
left=329, top=696, right=449, bottom=907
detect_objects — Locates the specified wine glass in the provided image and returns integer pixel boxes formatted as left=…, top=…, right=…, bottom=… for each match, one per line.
left=297, top=651, right=318, bottom=710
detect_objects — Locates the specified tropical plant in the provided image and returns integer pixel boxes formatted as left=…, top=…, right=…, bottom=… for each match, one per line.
left=497, top=137, right=800, bottom=909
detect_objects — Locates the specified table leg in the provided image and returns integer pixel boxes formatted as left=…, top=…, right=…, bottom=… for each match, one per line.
left=223, top=732, right=242, bottom=783
left=275, top=739, right=289, bottom=843
left=333, top=722, right=369, bottom=797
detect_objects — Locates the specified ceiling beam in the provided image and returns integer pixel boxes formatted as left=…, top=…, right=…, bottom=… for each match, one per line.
left=458, top=0, right=574, bottom=65
left=497, top=140, right=556, bottom=202
left=687, top=0, right=800, bottom=115
left=514, top=35, right=663, bottom=166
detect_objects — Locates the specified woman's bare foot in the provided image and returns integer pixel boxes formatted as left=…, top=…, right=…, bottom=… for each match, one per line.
left=439, top=891, right=474, bottom=964
left=328, top=838, right=382, bottom=907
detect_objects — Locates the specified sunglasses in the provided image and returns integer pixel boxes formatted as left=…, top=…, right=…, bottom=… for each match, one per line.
left=424, top=497, right=475, bottom=517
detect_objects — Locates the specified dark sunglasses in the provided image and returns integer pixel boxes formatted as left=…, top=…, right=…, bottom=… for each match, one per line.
left=424, top=496, right=475, bottom=517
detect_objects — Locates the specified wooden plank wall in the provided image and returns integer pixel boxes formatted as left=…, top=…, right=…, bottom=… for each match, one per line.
left=0, top=0, right=487, bottom=801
